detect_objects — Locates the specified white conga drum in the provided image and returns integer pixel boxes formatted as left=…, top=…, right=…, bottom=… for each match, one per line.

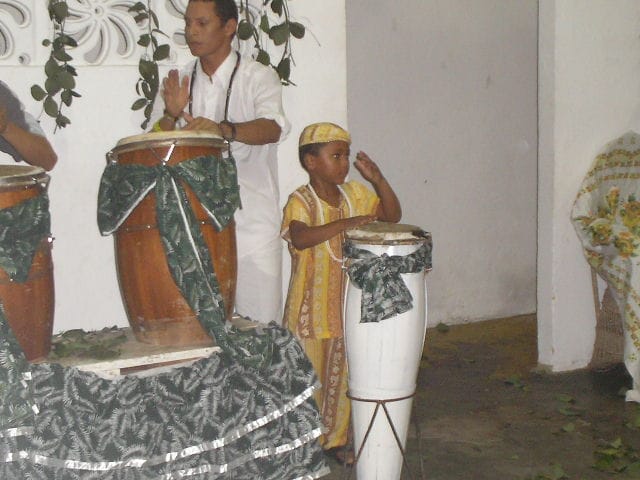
left=343, top=222, right=432, bottom=480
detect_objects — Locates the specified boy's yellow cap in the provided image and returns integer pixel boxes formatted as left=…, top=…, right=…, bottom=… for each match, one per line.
left=299, top=122, right=351, bottom=147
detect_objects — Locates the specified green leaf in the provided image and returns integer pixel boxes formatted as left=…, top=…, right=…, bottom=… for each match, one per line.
left=61, top=90, right=73, bottom=106
left=31, top=84, right=47, bottom=101
left=259, top=15, right=270, bottom=33
left=50, top=1, right=69, bottom=23
left=44, top=57, right=60, bottom=77
left=290, top=21, right=305, bottom=39
left=131, top=98, right=148, bottom=111
left=128, top=2, right=145, bottom=13
left=141, top=82, right=151, bottom=99
left=237, top=20, right=254, bottom=40
left=133, top=13, right=148, bottom=24
left=504, top=375, right=525, bottom=389
left=153, top=44, right=170, bottom=61
left=256, top=49, right=270, bottom=66
left=625, top=461, right=640, bottom=476
left=555, top=394, right=575, bottom=404
left=57, top=71, right=76, bottom=89
left=143, top=103, right=154, bottom=120
left=60, top=34, right=78, bottom=48
left=270, top=0, right=283, bottom=16
left=436, top=322, right=450, bottom=333
left=56, top=114, right=70, bottom=129
left=276, top=57, right=290, bottom=81
left=557, top=406, right=582, bottom=417
left=560, top=422, right=575, bottom=432
left=44, top=96, right=59, bottom=117
left=269, top=23, right=289, bottom=46
left=53, top=48, right=73, bottom=62
left=138, top=59, right=157, bottom=78
left=138, top=34, right=150, bottom=47
left=44, top=77, right=61, bottom=95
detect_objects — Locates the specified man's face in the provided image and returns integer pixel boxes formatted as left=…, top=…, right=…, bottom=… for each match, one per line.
left=184, top=1, right=235, bottom=59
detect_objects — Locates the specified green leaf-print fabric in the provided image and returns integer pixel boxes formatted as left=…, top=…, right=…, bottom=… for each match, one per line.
left=344, top=241, right=433, bottom=323
left=0, top=193, right=50, bottom=282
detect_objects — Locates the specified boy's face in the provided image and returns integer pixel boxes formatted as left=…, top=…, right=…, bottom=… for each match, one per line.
left=306, top=140, right=351, bottom=186
left=185, top=1, right=236, bottom=59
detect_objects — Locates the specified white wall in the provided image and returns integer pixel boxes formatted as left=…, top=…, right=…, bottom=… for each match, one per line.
left=538, top=0, right=640, bottom=371
left=346, top=0, right=539, bottom=326
left=0, top=1, right=347, bottom=333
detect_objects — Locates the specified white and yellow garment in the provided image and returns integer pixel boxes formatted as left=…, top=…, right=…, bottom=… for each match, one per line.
left=571, top=131, right=640, bottom=401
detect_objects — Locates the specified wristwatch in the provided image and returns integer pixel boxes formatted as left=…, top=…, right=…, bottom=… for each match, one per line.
left=220, top=120, right=237, bottom=142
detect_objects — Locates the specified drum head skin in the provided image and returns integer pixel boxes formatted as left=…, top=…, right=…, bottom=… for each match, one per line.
left=0, top=164, right=48, bottom=187
left=112, top=130, right=227, bottom=155
left=345, top=221, right=430, bottom=245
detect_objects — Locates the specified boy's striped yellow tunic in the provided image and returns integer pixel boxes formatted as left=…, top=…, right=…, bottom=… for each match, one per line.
left=281, top=181, right=379, bottom=448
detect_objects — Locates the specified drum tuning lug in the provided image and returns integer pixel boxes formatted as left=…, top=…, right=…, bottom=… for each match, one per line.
left=106, top=150, right=118, bottom=164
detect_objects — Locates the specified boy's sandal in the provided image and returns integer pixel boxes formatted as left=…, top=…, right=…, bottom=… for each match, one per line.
left=324, top=446, right=355, bottom=467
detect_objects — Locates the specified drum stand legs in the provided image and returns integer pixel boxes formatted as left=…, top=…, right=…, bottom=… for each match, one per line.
left=342, top=392, right=425, bottom=480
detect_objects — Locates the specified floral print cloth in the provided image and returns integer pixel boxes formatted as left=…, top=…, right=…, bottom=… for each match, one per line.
left=572, top=131, right=640, bottom=401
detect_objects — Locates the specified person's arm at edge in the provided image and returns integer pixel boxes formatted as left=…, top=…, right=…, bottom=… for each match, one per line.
left=1, top=122, right=57, bottom=171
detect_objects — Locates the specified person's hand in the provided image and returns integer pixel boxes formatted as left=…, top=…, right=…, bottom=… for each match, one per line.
left=161, top=69, right=189, bottom=118
left=181, top=113, right=222, bottom=135
left=354, top=151, right=384, bottom=185
left=344, top=214, right=376, bottom=230
left=0, top=104, right=8, bottom=135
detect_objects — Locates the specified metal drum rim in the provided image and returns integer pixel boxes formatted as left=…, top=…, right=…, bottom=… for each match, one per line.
left=345, top=221, right=431, bottom=245
left=0, top=165, right=48, bottom=188
left=111, top=130, right=227, bottom=155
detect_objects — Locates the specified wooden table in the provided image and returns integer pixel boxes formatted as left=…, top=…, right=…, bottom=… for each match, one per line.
left=47, top=316, right=259, bottom=379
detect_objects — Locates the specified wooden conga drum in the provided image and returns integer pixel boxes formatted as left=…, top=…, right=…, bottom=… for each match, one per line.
left=108, top=131, right=236, bottom=347
left=0, top=165, right=54, bottom=361
left=343, top=222, right=430, bottom=480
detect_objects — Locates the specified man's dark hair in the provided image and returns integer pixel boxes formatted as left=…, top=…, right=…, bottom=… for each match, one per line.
left=298, top=143, right=324, bottom=171
left=189, top=0, right=238, bottom=24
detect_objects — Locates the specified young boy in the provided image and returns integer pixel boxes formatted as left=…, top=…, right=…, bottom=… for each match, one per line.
left=281, top=122, right=401, bottom=462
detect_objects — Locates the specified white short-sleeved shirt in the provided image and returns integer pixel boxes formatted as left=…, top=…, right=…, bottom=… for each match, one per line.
left=154, top=52, right=290, bottom=257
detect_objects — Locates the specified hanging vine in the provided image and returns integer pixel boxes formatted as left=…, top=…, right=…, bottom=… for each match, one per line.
left=237, top=0, right=305, bottom=85
left=31, top=0, right=80, bottom=131
left=128, top=1, right=171, bottom=130
left=31, top=0, right=305, bottom=130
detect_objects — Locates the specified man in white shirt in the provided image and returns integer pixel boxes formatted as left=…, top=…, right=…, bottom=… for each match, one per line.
left=153, top=0, right=290, bottom=324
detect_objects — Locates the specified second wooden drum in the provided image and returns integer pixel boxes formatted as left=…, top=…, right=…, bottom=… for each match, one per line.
left=109, top=131, right=236, bottom=347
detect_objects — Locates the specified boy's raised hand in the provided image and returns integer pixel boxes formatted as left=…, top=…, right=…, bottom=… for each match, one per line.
left=353, top=151, right=384, bottom=185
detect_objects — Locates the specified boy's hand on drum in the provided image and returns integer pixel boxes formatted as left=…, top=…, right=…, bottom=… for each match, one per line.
left=344, top=215, right=376, bottom=230
left=162, top=70, right=189, bottom=118
left=354, top=151, right=385, bottom=185
left=181, top=113, right=223, bottom=135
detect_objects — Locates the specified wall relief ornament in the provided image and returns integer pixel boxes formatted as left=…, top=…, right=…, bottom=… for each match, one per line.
left=11, top=0, right=304, bottom=130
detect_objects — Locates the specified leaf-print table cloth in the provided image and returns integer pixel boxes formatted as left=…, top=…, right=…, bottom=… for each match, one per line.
left=572, top=131, right=640, bottom=402
left=0, top=155, right=328, bottom=478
